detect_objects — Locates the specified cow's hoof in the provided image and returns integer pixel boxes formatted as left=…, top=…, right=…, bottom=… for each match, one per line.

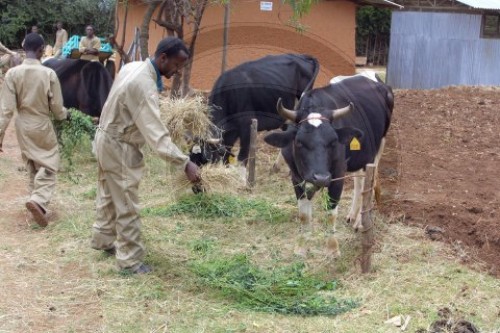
left=326, top=236, right=340, bottom=258
left=352, top=221, right=364, bottom=232
left=294, top=246, right=308, bottom=257
left=191, top=183, right=206, bottom=194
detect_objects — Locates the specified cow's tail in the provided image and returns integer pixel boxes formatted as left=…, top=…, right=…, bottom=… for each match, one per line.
left=302, top=55, right=320, bottom=96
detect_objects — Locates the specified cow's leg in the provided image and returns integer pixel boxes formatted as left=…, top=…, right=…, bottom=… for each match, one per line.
left=222, top=129, right=238, bottom=163
left=236, top=125, right=253, bottom=183
left=326, top=178, right=344, bottom=258
left=237, top=123, right=251, bottom=165
left=347, top=169, right=365, bottom=231
left=292, top=179, right=313, bottom=257
left=373, top=137, right=386, bottom=205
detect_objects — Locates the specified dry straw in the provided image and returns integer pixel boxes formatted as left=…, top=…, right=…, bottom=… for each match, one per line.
left=159, top=95, right=220, bottom=150
left=173, top=163, right=245, bottom=194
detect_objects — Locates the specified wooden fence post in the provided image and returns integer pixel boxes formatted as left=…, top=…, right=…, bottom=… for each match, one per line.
left=247, top=119, right=258, bottom=189
left=360, top=163, right=376, bottom=273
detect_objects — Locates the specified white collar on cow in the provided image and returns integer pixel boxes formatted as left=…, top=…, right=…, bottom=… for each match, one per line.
left=300, top=113, right=330, bottom=127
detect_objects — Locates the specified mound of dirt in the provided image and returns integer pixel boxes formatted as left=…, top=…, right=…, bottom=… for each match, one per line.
left=380, top=86, right=500, bottom=276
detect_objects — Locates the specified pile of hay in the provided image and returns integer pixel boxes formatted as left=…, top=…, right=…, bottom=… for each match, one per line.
left=173, top=163, right=246, bottom=194
left=159, top=95, right=220, bottom=150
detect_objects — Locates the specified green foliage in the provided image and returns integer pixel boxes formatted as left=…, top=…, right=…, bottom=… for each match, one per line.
left=355, top=6, right=392, bottom=65
left=192, top=254, right=359, bottom=316
left=53, top=108, right=96, bottom=173
left=0, top=0, right=115, bottom=47
left=282, top=0, right=318, bottom=32
left=143, top=193, right=291, bottom=224
left=356, top=6, right=391, bottom=37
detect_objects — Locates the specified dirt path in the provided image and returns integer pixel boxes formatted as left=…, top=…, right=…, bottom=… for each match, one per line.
left=380, top=87, right=500, bottom=276
left=0, top=126, right=103, bottom=333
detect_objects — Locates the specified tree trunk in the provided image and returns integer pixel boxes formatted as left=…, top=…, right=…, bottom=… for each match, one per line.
left=221, top=1, right=230, bottom=74
left=140, top=1, right=160, bottom=60
left=120, top=0, right=129, bottom=49
left=181, top=0, right=209, bottom=96
left=365, top=36, right=370, bottom=62
left=170, top=14, right=184, bottom=97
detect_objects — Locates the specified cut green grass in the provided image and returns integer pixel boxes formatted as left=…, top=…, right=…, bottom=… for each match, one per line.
left=143, top=193, right=292, bottom=224
left=191, top=253, right=358, bottom=316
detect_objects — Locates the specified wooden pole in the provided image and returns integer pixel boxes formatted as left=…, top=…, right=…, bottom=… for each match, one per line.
left=360, top=163, right=376, bottom=273
left=221, top=1, right=230, bottom=74
left=247, top=119, right=258, bottom=189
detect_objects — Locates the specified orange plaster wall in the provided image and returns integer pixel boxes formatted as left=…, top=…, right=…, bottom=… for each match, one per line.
left=116, top=0, right=356, bottom=90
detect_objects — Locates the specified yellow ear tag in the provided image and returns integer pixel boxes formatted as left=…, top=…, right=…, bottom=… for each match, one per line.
left=228, top=155, right=236, bottom=164
left=350, top=137, right=361, bottom=151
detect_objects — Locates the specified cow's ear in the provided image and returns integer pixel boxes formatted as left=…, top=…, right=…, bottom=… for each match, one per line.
left=336, top=127, right=363, bottom=145
left=264, top=129, right=296, bottom=148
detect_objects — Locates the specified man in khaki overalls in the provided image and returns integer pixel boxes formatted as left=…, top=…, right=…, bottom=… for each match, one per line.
left=53, top=22, right=68, bottom=58
left=91, top=37, right=200, bottom=274
left=0, top=33, right=68, bottom=227
left=79, top=25, right=101, bottom=62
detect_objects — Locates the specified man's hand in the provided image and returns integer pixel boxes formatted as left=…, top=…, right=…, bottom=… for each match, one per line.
left=184, top=161, right=200, bottom=183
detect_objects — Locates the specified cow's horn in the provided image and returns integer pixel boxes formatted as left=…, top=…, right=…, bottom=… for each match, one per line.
left=332, top=102, right=354, bottom=120
left=276, top=98, right=297, bottom=122
left=206, top=138, right=221, bottom=145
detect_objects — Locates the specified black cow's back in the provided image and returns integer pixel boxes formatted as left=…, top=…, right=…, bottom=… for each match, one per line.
left=43, top=59, right=113, bottom=117
left=299, top=76, right=393, bottom=172
left=209, top=54, right=319, bottom=132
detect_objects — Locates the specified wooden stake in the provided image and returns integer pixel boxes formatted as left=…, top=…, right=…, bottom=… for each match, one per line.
left=361, top=163, right=376, bottom=273
left=247, top=119, right=258, bottom=189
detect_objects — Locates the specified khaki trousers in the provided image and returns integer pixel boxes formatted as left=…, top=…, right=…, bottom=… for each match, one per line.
left=91, top=131, right=145, bottom=269
left=25, top=158, right=56, bottom=212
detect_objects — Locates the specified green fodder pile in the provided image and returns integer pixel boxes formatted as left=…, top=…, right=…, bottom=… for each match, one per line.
left=191, top=253, right=358, bottom=316
left=159, top=95, right=220, bottom=149
left=143, top=193, right=292, bottom=224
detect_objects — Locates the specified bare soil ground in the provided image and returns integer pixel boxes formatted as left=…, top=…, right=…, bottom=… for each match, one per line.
left=380, top=86, right=500, bottom=276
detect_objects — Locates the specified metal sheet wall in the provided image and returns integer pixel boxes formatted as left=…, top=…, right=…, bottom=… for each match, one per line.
left=387, top=11, right=500, bottom=89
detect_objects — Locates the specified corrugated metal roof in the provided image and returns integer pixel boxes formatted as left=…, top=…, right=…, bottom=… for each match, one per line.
left=359, top=0, right=404, bottom=8
left=456, top=0, right=500, bottom=10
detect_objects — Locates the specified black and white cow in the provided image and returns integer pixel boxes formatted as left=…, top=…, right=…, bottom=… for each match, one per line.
left=194, top=54, right=319, bottom=167
left=264, top=74, right=393, bottom=256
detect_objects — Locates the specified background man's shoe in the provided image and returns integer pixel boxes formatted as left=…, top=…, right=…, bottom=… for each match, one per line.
left=104, top=247, right=116, bottom=256
left=26, top=201, right=48, bottom=227
left=122, top=263, right=152, bottom=275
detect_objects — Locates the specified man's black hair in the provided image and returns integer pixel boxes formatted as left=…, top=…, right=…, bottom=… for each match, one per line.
left=23, top=33, right=44, bottom=52
left=154, top=37, right=190, bottom=58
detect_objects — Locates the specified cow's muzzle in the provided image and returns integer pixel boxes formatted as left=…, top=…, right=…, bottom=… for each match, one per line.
left=311, top=173, right=331, bottom=188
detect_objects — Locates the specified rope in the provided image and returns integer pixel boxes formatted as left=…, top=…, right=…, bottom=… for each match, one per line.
left=330, top=174, right=365, bottom=183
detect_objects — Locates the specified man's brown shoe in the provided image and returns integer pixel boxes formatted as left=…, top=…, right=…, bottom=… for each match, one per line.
left=26, top=201, right=48, bottom=227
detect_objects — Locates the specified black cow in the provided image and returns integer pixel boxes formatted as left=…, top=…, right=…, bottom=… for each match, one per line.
left=264, top=74, right=393, bottom=257
left=43, top=59, right=113, bottom=118
left=199, top=54, right=319, bottom=166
